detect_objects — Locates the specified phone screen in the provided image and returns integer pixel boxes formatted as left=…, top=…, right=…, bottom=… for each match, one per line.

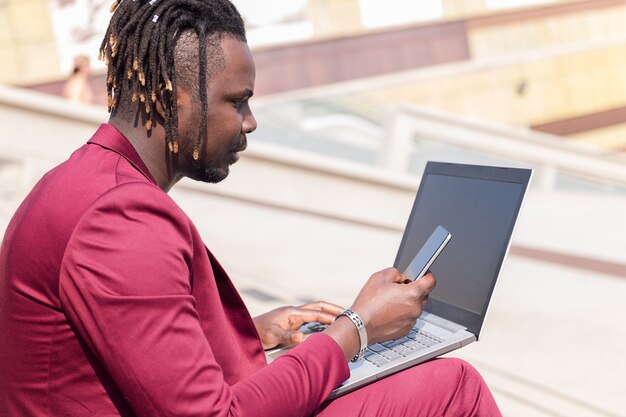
left=403, top=225, right=451, bottom=281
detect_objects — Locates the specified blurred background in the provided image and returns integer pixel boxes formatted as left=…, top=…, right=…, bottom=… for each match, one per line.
left=1, top=0, right=625, bottom=416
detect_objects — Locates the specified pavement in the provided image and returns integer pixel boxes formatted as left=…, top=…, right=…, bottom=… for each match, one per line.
left=166, top=184, right=626, bottom=417
left=1, top=87, right=624, bottom=415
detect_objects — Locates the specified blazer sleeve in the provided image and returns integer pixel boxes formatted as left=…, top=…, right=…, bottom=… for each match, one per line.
left=59, top=182, right=349, bottom=417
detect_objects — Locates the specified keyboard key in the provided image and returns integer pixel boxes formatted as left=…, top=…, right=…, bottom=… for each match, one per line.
left=421, top=331, right=444, bottom=343
left=392, top=346, right=413, bottom=356
left=384, top=354, right=403, bottom=362
left=363, top=328, right=446, bottom=368
left=382, top=338, right=410, bottom=348
left=365, top=352, right=382, bottom=361
left=367, top=343, right=387, bottom=353
left=403, top=341, right=426, bottom=351
left=366, top=355, right=390, bottom=367
left=364, top=351, right=379, bottom=359
left=415, top=335, right=437, bottom=347
left=380, top=350, right=402, bottom=361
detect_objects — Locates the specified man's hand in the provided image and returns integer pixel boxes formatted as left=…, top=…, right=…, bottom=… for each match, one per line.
left=350, top=268, right=436, bottom=344
left=253, top=301, right=343, bottom=350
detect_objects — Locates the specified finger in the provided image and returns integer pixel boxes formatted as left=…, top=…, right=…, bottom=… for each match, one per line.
left=289, top=308, right=338, bottom=325
left=413, top=272, right=437, bottom=294
left=299, top=300, right=344, bottom=315
left=275, top=328, right=304, bottom=346
left=384, top=267, right=405, bottom=284
left=289, top=331, right=304, bottom=344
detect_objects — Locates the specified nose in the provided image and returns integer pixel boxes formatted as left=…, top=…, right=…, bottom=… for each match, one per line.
left=242, top=109, right=257, bottom=134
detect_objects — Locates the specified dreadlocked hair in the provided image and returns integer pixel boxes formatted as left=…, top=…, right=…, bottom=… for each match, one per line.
left=100, top=0, right=246, bottom=158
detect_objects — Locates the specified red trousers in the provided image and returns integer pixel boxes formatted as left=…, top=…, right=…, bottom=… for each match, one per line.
left=316, top=358, right=502, bottom=417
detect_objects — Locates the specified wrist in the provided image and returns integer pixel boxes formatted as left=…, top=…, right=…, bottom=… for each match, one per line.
left=337, top=309, right=367, bottom=362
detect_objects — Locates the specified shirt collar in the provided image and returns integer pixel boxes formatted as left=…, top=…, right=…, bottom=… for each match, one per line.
left=87, top=124, right=158, bottom=186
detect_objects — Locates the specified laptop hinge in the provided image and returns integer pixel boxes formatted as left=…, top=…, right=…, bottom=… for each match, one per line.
left=420, top=311, right=467, bottom=333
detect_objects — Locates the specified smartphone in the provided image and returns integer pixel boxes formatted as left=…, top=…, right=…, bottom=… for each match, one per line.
left=403, top=225, right=451, bottom=282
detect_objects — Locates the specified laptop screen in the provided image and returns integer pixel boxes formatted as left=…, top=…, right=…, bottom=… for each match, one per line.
left=394, top=162, right=532, bottom=338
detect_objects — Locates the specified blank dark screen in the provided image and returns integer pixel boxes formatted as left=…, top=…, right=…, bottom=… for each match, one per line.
left=395, top=173, right=524, bottom=334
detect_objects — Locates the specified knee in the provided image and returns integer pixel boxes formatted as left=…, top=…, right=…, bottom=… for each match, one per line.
left=426, top=359, right=500, bottom=416
left=434, top=358, right=484, bottom=385
left=445, top=358, right=478, bottom=374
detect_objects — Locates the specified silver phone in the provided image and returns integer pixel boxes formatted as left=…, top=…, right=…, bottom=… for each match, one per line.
left=403, top=225, right=451, bottom=281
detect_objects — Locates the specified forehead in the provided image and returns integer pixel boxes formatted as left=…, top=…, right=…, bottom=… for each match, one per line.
left=211, top=37, right=255, bottom=92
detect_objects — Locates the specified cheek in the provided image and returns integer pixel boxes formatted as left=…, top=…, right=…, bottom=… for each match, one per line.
left=203, top=109, right=243, bottom=150
left=202, top=130, right=230, bottom=158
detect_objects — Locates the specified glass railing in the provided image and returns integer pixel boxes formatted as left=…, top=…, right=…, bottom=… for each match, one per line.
left=253, top=96, right=626, bottom=195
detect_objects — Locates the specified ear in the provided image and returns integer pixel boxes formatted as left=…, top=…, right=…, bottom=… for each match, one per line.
left=154, top=84, right=192, bottom=118
left=174, top=85, right=194, bottom=123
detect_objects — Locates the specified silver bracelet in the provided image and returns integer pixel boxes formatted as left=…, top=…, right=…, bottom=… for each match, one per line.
left=337, top=309, right=367, bottom=362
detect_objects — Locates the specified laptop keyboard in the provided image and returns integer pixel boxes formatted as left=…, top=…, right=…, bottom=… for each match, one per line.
left=364, top=328, right=445, bottom=367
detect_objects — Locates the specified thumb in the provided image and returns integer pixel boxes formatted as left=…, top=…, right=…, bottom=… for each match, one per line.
left=415, top=272, right=436, bottom=291
left=288, top=331, right=304, bottom=344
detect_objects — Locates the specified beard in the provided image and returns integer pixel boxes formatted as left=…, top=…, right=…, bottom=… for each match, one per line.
left=178, top=135, right=246, bottom=184
left=190, top=157, right=229, bottom=183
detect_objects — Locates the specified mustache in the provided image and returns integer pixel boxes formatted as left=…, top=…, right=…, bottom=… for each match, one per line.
left=232, top=135, right=247, bottom=152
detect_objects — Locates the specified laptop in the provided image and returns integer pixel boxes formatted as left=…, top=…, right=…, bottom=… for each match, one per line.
left=266, top=161, right=533, bottom=399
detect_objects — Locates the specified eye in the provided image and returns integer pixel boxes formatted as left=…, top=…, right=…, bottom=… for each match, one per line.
left=233, top=98, right=246, bottom=109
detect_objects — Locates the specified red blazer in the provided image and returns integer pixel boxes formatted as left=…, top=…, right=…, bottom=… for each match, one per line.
left=0, top=124, right=349, bottom=417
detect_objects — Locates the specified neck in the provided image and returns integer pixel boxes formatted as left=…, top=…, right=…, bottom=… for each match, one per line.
left=108, top=116, right=179, bottom=192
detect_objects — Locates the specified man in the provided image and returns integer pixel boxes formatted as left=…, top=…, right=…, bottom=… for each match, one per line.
left=0, top=1, right=502, bottom=416
left=62, top=55, right=94, bottom=104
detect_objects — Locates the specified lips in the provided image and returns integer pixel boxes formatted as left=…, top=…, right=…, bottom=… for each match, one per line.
left=232, top=136, right=247, bottom=153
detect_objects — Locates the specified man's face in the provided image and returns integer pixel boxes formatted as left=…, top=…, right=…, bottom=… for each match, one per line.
left=177, top=36, right=256, bottom=183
